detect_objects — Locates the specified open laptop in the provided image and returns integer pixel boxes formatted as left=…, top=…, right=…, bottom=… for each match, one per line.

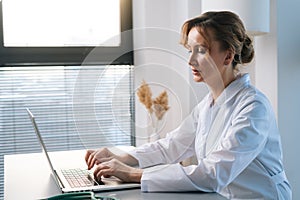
left=26, top=108, right=140, bottom=193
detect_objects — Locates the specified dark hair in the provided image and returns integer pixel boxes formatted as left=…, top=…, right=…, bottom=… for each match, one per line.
left=180, top=11, right=254, bottom=68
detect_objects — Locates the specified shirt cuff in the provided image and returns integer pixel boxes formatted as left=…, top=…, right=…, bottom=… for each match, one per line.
left=128, top=148, right=165, bottom=169
left=140, top=163, right=200, bottom=192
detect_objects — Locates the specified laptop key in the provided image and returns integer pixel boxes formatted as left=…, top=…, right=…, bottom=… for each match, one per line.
left=62, top=168, right=95, bottom=188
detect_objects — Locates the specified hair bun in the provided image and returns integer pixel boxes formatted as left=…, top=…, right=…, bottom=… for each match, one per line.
left=241, top=35, right=254, bottom=64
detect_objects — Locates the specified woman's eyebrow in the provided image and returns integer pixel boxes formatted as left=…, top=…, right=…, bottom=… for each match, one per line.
left=187, top=43, right=208, bottom=49
left=197, top=43, right=209, bottom=48
left=185, top=43, right=191, bottom=49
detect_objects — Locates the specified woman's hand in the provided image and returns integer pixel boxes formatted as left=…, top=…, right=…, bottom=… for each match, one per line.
left=85, top=147, right=139, bottom=170
left=93, top=158, right=143, bottom=183
left=85, top=148, right=117, bottom=170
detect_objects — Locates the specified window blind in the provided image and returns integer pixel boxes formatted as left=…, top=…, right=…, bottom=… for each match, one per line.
left=0, top=65, right=135, bottom=199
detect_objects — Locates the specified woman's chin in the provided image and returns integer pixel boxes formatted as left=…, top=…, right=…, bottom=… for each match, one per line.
left=193, top=75, right=204, bottom=82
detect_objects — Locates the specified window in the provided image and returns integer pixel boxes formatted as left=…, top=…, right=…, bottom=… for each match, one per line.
left=3, top=0, right=121, bottom=47
left=0, top=0, right=134, bottom=199
left=0, top=0, right=133, bottom=65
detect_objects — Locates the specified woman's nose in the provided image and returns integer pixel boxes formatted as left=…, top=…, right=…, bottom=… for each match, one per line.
left=188, top=54, right=198, bottom=67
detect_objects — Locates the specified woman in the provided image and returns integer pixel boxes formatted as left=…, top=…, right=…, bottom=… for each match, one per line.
left=85, top=11, right=292, bottom=199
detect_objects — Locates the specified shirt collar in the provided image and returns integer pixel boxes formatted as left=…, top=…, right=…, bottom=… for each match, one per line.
left=210, top=73, right=250, bottom=107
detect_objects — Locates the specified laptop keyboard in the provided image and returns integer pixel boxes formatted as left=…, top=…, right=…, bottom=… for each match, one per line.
left=61, top=168, right=98, bottom=188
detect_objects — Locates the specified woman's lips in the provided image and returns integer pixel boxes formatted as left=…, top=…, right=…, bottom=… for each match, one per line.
left=191, top=68, right=200, bottom=75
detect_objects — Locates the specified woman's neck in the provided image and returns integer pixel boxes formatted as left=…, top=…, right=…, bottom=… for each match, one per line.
left=210, top=70, right=237, bottom=101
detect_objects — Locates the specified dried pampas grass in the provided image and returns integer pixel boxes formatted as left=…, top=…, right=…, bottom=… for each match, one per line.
left=153, top=91, right=170, bottom=120
left=137, top=80, right=170, bottom=121
left=137, top=80, right=153, bottom=113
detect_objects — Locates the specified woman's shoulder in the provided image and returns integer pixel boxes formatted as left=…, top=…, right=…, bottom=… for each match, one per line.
left=234, top=84, right=273, bottom=115
left=233, top=74, right=269, bottom=104
left=241, top=84, right=269, bottom=103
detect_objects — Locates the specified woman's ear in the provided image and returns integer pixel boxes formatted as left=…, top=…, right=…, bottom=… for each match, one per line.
left=224, top=50, right=234, bottom=66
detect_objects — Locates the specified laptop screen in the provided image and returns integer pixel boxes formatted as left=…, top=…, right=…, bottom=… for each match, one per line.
left=26, top=108, right=63, bottom=188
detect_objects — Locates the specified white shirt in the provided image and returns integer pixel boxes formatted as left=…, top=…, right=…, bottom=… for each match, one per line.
left=129, top=74, right=292, bottom=200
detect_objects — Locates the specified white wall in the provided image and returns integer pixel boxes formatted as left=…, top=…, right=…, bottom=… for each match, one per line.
left=254, top=0, right=278, bottom=117
left=254, top=1, right=300, bottom=198
left=132, top=0, right=207, bottom=146
left=277, top=0, right=300, bottom=199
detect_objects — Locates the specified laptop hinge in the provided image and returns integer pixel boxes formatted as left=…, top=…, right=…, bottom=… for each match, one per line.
left=53, top=170, right=65, bottom=189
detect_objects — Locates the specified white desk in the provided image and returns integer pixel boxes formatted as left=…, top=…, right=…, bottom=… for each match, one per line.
left=4, top=149, right=227, bottom=200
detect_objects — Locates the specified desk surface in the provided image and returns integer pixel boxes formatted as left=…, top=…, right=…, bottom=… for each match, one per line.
left=4, top=149, right=226, bottom=200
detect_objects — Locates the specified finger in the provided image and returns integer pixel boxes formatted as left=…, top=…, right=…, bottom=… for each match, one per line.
left=94, top=158, right=109, bottom=166
left=93, top=163, right=108, bottom=175
left=95, top=168, right=113, bottom=181
left=85, top=150, right=93, bottom=163
left=93, top=165, right=110, bottom=179
left=103, top=174, right=111, bottom=178
left=88, top=155, right=98, bottom=170
left=87, top=151, right=97, bottom=169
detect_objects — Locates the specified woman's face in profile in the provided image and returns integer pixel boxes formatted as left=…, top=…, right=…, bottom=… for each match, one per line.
left=187, top=27, right=228, bottom=85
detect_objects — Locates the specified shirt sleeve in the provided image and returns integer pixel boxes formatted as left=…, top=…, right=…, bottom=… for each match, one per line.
left=128, top=104, right=200, bottom=168
left=137, top=96, right=271, bottom=193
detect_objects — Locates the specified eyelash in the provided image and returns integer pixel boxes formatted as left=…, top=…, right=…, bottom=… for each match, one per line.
left=188, top=47, right=207, bottom=54
left=197, top=47, right=207, bottom=54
